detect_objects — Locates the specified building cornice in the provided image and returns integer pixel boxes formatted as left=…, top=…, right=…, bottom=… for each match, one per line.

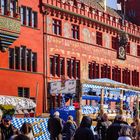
left=42, top=2, right=140, bottom=42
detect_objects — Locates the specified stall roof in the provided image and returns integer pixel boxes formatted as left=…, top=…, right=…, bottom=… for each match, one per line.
left=0, top=95, right=36, bottom=110
left=81, top=78, right=140, bottom=93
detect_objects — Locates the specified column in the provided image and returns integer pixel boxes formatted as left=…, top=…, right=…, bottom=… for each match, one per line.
left=7, top=0, right=10, bottom=14
left=130, top=71, right=132, bottom=85
left=99, top=63, right=101, bottom=78
left=110, top=66, right=112, bottom=80
left=120, top=68, right=123, bottom=83
left=16, top=0, right=18, bottom=13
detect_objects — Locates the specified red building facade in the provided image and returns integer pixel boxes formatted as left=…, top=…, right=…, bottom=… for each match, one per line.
left=0, top=0, right=140, bottom=115
left=0, top=0, right=44, bottom=115
left=41, top=0, right=140, bottom=110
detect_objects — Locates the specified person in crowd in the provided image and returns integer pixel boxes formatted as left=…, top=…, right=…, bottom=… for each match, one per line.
left=74, top=116, right=95, bottom=140
left=62, top=115, right=77, bottom=140
left=118, top=125, right=132, bottom=140
left=0, top=114, right=20, bottom=140
left=0, top=109, right=3, bottom=121
left=20, top=122, right=34, bottom=140
left=133, top=118, right=140, bottom=140
left=95, top=113, right=112, bottom=140
left=48, top=111, right=63, bottom=140
left=106, top=115, right=129, bottom=140
left=13, top=134, right=30, bottom=140
left=130, top=122, right=137, bottom=140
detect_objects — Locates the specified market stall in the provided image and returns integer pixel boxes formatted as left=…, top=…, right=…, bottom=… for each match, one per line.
left=49, top=80, right=77, bottom=121
left=0, top=95, right=36, bottom=117
left=79, top=78, right=140, bottom=121
left=49, top=78, right=140, bottom=123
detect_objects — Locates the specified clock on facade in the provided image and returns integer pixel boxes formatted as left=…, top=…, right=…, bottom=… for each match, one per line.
left=118, top=46, right=126, bottom=60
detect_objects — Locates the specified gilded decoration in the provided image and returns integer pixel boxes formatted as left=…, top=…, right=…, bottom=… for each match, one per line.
left=0, top=16, right=20, bottom=33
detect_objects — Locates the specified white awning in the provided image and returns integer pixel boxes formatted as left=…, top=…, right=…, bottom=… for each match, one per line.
left=0, top=95, right=36, bottom=110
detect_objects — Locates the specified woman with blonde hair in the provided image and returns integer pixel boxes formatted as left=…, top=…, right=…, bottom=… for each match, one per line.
left=62, top=115, right=77, bottom=140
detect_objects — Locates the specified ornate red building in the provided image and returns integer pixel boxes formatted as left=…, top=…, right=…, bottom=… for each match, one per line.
left=41, top=0, right=140, bottom=110
left=0, top=0, right=44, bottom=116
left=0, top=0, right=140, bottom=115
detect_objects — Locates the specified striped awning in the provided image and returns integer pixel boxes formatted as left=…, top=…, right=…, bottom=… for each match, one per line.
left=81, top=78, right=140, bottom=94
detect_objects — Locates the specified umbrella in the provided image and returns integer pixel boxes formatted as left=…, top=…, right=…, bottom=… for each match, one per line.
left=0, top=95, right=36, bottom=110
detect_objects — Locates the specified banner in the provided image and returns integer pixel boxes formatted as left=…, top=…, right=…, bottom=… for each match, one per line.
left=50, top=80, right=76, bottom=94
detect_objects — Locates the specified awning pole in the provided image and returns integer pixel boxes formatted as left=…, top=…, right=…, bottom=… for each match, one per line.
left=120, top=89, right=123, bottom=115
left=76, top=81, right=82, bottom=126
left=136, top=94, right=139, bottom=119
left=100, top=88, right=104, bottom=115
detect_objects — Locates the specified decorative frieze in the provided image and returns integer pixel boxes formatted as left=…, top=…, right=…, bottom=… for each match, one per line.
left=0, top=16, right=20, bottom=33
left=45, top=1, right=140, bottom=41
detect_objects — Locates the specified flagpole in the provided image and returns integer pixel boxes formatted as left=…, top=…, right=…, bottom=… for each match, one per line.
left=122, top=0, right=126, bottom=26
left=104, top=0, right=106, bottom=12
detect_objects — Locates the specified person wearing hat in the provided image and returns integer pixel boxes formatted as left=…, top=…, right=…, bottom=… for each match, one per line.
left=48, top=111, right=64, bottom=140
left=0, top=114, right=20, bottom=140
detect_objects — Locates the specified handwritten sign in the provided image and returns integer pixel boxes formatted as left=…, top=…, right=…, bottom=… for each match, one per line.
left=50, top=80, right=76, bottom=94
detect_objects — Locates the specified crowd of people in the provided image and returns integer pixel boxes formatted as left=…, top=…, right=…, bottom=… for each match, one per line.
left=0, top=110, right=34, bottom=140
left=0, top=108, right=140, bottom=140
left=48, top=111, right=140, bottom=140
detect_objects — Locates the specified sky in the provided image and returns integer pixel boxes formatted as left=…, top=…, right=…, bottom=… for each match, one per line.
left=107, top=0, right=117, bottom=9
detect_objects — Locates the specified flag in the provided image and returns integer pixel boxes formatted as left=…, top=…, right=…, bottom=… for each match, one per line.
left=117, top=3, right=122, bottom=11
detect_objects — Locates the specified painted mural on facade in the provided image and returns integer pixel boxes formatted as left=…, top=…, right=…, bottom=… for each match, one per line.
left=47, top=17, right=52, bottom=33
left=63, top=22, right=71, bottom=38
left=131, top=42, right=137, bottom=56
left=104, top=33, right=110, bottom=48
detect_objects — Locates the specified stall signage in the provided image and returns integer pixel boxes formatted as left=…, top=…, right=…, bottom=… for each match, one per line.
left=50, top=80, right=76, bottom=94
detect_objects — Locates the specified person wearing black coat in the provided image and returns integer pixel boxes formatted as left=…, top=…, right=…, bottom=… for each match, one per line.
left=106, top=115, right=129, bottom=140
left=95, top=113, right=112, bottom=140
left=62, top=115, right=77, bottom=140
left=48, top=112, right=63, bottom=140
left=74, top=116, right=94, bottom=140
